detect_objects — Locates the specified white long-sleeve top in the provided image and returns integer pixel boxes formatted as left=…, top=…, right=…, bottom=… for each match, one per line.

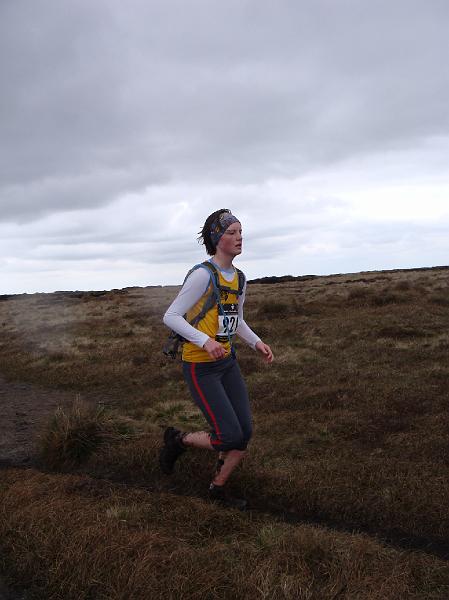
left=163, top=261, right=261, bottom=350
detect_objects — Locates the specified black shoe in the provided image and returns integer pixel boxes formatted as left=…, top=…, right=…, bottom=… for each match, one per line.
left=159, top=427, right=187, bottom=474
left=208, top=483, right=247, bottom=511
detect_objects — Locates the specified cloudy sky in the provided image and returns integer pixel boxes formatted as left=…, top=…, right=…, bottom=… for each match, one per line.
left=1, top=0, right=448, bottom=294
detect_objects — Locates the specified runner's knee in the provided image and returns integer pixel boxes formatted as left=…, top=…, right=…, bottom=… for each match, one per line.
left=226, top=422, right=252, bottom=451
left=219, top=441, right=245, bottom=451
left=218, top=429, right=247, bottom=451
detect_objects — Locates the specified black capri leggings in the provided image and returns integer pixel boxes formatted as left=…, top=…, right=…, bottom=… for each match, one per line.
left=182, top=355, right=253, bottom=452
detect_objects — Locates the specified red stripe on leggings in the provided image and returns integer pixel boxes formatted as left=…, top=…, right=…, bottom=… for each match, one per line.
left=190, top=363, right=222, bottom=445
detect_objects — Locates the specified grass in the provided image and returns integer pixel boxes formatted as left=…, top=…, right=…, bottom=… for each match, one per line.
left=0, top=267, right=449, bottom=598
left=37, top=396, right=136, bottom=469
left=1, top=468, right=448, bottom=600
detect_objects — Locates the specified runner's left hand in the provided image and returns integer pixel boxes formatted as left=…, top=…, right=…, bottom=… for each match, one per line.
left=255, top=341, right=274, bottom=364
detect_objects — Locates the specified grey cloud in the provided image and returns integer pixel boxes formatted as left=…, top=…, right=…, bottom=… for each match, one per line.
left=1, top=1, right=449, bottom=294
left=20, top=238, right=202, bottom=266
left=0, top=166, right=165, bottom=223
left=2, top=0, right=449, bottom=225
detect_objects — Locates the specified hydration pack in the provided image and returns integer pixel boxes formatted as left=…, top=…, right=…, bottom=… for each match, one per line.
left=163, top=261, right=245, bottom=359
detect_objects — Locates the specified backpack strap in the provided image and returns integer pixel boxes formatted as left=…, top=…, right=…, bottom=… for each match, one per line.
left=188, top=262, right=245, bottom=323
left=187, top=262, right=220, bottom=328
left=204, top=263, right=237, bottom=358
left=236, top=268, right=245, bottom=296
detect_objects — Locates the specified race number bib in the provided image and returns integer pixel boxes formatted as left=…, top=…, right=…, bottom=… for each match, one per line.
left=216, top=303, right=239, bottom=342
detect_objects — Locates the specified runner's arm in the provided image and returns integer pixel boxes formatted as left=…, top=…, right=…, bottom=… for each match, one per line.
left=163, top=269, right=211, bottom=348
left=236, top=282, right=262, bottom=350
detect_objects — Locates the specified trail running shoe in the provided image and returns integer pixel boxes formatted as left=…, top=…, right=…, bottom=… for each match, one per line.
left=159, top=427, right=186, bottom=474
left=208, top=483, right=247, bottom=511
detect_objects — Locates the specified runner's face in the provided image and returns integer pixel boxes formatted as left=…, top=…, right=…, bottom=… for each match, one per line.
left=217, top=222, right=242, bottom=256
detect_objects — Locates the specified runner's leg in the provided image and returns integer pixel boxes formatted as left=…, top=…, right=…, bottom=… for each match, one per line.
left=210, top=358, right=252, bottom=485
left=182, top=431, right=214, bottom=449
left=182, top=359, right=246, bottom=451
left=181, top=358, right=251, bottom=488
left=221, top=358, right=253, bottom=447
left=211, top=449, right=246, bottom=486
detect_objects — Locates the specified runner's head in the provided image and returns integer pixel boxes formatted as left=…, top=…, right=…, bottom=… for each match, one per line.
left=197, top=209, right=241, bottom=256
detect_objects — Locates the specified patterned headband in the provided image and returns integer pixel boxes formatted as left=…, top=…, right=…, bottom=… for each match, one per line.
left=210, top=212, right=240, bottom=247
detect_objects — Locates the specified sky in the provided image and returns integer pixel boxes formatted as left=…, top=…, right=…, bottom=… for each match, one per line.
left=1, top=0, right=448, bottom=294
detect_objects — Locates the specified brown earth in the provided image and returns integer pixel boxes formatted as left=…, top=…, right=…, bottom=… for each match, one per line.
left=0, top=375, right=82, bottom=600
left=0, top=374, right=80, bottom=468
left=0, top=374, right=117, bottom=600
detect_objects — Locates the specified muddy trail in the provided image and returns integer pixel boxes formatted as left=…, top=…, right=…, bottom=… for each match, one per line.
left=0, top=374, right=82, bottom=469
left=0, top=374, right=114, bottom=599
left=0, top=374, right=84, bottom=598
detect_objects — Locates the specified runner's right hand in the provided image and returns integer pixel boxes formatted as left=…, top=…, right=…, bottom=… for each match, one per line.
left=203, top=338, right=226, bottom=360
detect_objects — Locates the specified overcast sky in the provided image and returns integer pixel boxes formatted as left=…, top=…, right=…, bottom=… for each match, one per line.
left=1, top=0, right=448, bottom=294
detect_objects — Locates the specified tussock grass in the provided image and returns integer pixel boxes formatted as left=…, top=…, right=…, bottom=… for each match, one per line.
left=347, top=286, right=407, bottom=307
left=37, top=397, right=136, bottom=469
left=430, top=293, right=449, bottom=306
left=257, top=299, right=292, bottom=317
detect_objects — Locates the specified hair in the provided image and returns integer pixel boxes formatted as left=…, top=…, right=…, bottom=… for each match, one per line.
left=197, top=208, right=232, bottom=256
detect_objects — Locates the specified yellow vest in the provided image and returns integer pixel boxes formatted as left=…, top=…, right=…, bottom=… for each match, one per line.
left=182, top=268, right=240, bottom=362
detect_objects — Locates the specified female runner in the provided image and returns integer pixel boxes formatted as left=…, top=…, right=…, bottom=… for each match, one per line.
left=160, top=209, right=273, bottom=509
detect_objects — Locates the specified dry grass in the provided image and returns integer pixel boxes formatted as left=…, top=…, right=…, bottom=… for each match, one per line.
left=36, top=396, right=136, bottom=469
left=1, top=468, right=448, bottom=600
left=1, top=267, right=449, bottom=598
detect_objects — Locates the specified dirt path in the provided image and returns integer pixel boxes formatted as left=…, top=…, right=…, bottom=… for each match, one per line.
left=0, top=374, right=80, bottom=468
left=0, top=374, right=84, bottom=599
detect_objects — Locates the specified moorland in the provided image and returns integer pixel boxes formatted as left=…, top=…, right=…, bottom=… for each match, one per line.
left=0, top=266, right=448, bottom=599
